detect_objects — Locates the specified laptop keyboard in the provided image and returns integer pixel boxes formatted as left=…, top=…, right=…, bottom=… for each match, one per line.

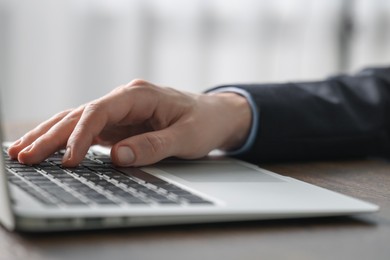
left=3, top=148, right=213, bottom=207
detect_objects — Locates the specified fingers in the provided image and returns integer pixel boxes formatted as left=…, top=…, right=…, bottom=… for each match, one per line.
left=111, top=128, right=176, bottom=166
left=8, top=81, right=144, bottom=166
left=7, top=109, right=72, bottom=159
left=16, top=108, right=84, bottom=165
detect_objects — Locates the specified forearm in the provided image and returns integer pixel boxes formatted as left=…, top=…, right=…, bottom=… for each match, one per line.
left=211, top=67, right=390, bottom=162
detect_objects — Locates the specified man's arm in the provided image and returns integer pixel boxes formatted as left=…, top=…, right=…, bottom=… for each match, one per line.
left=9, top=67, right=390, bottom=166
left=211, top=67, right=390, bottom=162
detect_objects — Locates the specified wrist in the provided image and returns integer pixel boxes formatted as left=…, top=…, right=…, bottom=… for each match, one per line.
left=206, top=92, right=252, bottom=152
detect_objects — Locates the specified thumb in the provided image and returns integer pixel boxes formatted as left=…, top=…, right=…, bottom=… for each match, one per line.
left=110, top=129, right=175, bottom=166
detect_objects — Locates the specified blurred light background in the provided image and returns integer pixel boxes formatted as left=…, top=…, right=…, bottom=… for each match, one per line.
left=1, top=0, right=390, bottom=125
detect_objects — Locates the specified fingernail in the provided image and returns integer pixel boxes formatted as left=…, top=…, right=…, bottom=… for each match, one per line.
left=62, top=147, right=72, bottom=163
left=117, top=146, right=135, bottom=166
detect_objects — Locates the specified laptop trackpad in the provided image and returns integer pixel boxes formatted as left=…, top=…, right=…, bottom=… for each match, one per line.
left=156, top=162, right=284, bottom=183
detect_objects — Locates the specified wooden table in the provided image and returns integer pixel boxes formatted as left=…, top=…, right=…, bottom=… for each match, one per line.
left=1, top=124, right=390, bottom=260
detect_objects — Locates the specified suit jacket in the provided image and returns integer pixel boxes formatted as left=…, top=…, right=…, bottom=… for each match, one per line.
left=211, top=67, right=390, bottom=162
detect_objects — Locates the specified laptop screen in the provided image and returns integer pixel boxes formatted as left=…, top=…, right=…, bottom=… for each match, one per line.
left=0, top=94, right=16, bottom=230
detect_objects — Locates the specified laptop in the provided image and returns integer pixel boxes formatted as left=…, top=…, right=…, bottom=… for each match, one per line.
left=0, top=120, right=379, bottom=233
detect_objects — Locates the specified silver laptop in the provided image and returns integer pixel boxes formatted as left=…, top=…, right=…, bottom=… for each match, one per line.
left=0, top=123, right=379, bottom=232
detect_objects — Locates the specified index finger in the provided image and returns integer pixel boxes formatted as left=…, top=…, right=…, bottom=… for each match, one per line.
left=61, top=82, right=162, bottom=167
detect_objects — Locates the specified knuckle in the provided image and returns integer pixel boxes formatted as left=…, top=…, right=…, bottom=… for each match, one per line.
left=113, top=80, right=154, bottom=97
left=128, top=78, right=149, bottom=87
left=125, top=83, right=158, bottom=100
left=84, top=101, right=103, bottom=115
left=144, top=134, right=166, bottom=154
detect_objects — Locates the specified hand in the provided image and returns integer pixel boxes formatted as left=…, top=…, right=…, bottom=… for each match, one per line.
left=8, top=80, right=252, bottom=167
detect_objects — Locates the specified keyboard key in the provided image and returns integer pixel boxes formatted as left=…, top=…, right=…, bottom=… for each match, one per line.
left=15, top=171, right=42, bottom=177
left=42, top=165, right=62, bottom=170
left=85, top=177, right=105, bottom=184
left=115, top=193, right=148, bottom=204
left=24, top=175, right=49, bottom=181
left=68, top=166, right=91, bottom=173
left=36, top=162, right=54, bottom=168
left=91, top=155, right=113, bottom=164
left=95, top=180, right=113, bottom=187
left=80, top=161, right=102, bottom=167
left=116, top=178, right=141, bottom=187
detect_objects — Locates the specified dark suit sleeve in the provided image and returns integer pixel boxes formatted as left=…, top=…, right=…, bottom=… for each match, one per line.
left=209, top=67, right=390, bottom=162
